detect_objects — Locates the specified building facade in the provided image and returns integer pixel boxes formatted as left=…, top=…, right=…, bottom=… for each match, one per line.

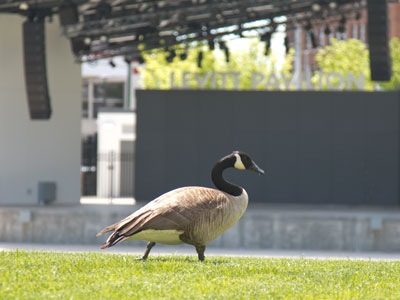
left=287, top=2, right=400, bottom=74
left=0, top=15, right=81, bottom=206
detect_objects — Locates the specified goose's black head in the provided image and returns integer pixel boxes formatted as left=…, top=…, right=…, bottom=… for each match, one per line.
left=212, top=151, right=265, bottom=196
left=229, top=151, right=265, bottom=175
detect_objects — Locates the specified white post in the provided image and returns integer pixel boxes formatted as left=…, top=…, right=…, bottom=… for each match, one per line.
left=294, top=25, right=302, bottom=90
left=87, top=79, right=94, bottom=119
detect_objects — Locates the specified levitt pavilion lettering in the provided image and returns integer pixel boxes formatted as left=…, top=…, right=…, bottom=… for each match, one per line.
left=168, top=71, right=366, bottom=90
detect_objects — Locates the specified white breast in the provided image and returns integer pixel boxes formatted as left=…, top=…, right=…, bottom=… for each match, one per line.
left=126, top=229, right=184, bottom=245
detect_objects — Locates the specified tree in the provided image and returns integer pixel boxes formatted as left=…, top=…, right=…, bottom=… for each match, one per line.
left=379, top=38, right=400, bottom=90
left=140, top=39, right=294, bottom=90
left=312, top=38, right=400, bottom=91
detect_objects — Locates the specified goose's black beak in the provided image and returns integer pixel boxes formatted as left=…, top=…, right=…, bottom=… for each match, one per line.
left=249, top=162, right=265, bottom=175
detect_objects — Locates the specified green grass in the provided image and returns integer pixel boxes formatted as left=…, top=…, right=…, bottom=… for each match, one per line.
left=1, top=251, right=399, bottom=299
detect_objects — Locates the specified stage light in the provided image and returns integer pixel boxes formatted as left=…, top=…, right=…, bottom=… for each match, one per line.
left=305, top=20, right=312, bottom=31
left=19, top=2, right=29, bottom=10
left=84, top=37, right=91, bottom=45
left=265, top=40, right=271, bottom=55
left=58, top=0, right=78, bottom=26
left=166, top=49, right=176, bottom=62
left=70, top=37, right=90, bottom=54
left=312, top=3, right=321, bottom=12
left=284, top=36, right=290, bottom=54
left=261, top=31, right=272, bottom=55
left=329, top=1, right=337, bottom=9
left=305, top=22, right=318, bottom=48
left=180, top=48, right=188, bottom=60
left=224, top=47, right=230, bottom=62
left=197, top=51, right=203, bottom=68
left=337, top=16, right=346, bottom=33
left=310, top=31, right=318, bottom=48
left=208, top=38, right=215, bottom=50
left=96, top=1, right=112, bottom=19
left=218, top=40, right=229, bottom=61
left=180, top=52, right=187, bottom=60
left=136, top=55, right=145, bottom=64
left=324, top=25, right=331, bottom=35
left=124, top=56, right=132, bottom=64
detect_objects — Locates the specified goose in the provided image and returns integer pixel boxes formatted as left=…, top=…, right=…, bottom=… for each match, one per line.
left=97, top=151, right=264, bottom=261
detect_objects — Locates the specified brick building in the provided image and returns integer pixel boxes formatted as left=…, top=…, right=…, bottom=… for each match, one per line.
left=286, top=2, right=400, bottom=74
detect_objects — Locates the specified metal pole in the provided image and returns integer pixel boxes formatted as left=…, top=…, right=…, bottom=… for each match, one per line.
left=294, top=24, right=302, bottom=90
left=108, top=151, right=114, bottom=204
left=125, top=61, right=131, bottom=109
left=88, top=79, right=94, bottom=119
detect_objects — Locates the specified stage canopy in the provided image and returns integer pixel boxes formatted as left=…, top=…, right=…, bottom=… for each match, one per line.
left=0, top=0, right=369, bottom=62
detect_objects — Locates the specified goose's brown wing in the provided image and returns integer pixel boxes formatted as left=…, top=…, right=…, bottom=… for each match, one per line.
left=97, top=186, right=229, bottom=248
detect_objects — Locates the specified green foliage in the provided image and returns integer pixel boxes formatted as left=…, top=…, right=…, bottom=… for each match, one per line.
left=379, top=38, right=400, bottom=90
left=1, top=250, right=400, bottom=299
left=312, top=38, right=400, bottom=90
left=312, top=38, right=374, bottom=90
left=140, top=39, right=294, bottom=90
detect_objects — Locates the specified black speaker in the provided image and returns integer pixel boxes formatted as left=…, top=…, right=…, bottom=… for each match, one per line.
left=367, top=0, right=391, bottom=81
left=70, top=37, right=90, bottom=55
left=23, top=20, right=52, bottom=119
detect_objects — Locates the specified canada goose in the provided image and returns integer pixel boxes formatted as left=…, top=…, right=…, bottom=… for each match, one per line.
left=97, top=151, right=264, bottom=261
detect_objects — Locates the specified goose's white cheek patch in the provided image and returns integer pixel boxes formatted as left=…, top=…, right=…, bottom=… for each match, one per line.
left=234, top=153, right=246, bottom=170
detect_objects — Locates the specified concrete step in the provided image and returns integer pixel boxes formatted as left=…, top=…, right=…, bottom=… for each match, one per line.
left=1, top=203, right=400, bottom=252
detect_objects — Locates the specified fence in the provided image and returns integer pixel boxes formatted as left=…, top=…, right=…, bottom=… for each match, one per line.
left=136, top=89, right=400, bottom=206
left=81, top=151, right=135, bottom=199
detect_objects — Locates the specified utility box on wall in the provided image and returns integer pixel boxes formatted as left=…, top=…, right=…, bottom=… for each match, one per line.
left=38, top=182, right=56, bottom=205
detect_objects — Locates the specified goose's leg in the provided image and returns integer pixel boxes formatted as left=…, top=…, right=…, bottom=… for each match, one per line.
left=195, top=245, right=206, bottom=262
left=138, top=242, right=156, bottom=261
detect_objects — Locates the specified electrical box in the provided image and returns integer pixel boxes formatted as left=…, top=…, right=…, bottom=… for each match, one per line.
left=38, top=182, right=56, bottom=205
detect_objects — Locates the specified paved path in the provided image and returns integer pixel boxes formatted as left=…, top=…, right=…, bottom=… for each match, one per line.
left=1, top=242, right=399, bottom=261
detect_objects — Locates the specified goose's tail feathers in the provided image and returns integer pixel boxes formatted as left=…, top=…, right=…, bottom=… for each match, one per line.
left=100, top=232, right=127, bottom=249
left=97, top=209, right=153, bottom=249
left=96, top=223, right=118, bottom=237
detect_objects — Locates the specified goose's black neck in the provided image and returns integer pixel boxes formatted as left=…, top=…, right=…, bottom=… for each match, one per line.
left=211, top=156, right=243, bottom=197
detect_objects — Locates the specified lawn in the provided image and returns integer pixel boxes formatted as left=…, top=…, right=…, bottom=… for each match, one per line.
left=0, top=250, right=399, bottom=299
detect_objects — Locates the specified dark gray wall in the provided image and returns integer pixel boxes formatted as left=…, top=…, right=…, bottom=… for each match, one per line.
left=135, top=90, right=400, bottom=206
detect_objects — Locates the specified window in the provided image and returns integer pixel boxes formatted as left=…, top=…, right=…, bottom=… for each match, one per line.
left=94, top=83, right=105, bottom=101
left=93, top=81, right=125, bottom=117
left=352, top=23, right=358, bottom=39
left=360, top=23, right=365, bottom=42
left=319, top=28, right=324, bottom=47
left=306, top=33, right=311, bottom=49
left=104, top=82, right=124, bottom=106
left=304, top=52, right=310, bottom=74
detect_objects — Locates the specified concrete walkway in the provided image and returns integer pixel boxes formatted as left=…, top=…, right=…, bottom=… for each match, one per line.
left=1, top=242, right=399, bottom=261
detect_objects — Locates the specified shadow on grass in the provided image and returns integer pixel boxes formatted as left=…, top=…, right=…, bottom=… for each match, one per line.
left=143, top=254, right=238, bottom=265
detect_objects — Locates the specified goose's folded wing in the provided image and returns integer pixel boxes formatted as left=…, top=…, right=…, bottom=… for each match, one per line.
left=111, top=187, right=229, bottom=237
